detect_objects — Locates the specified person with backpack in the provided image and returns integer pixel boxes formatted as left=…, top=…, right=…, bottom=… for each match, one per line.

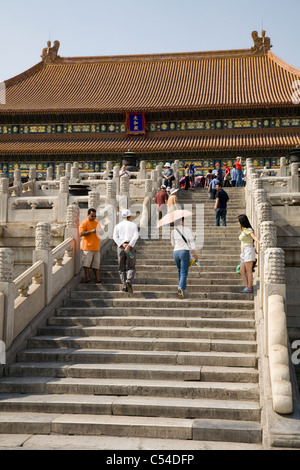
left=214, top=182, right=229, bottom=226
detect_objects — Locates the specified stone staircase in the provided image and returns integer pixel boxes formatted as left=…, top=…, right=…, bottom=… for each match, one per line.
left=0, top=186, right=262, bottom=447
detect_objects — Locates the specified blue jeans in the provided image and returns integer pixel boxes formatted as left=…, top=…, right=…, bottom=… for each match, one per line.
left=236, top=169, right=243, bottom=187
left=173, top=250, right=190, bottom=291
left=216, top=208, right=227, bottom=226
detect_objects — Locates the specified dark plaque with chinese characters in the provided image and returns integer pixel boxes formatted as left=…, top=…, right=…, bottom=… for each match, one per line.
left=126, top=113, right=146, bottom=136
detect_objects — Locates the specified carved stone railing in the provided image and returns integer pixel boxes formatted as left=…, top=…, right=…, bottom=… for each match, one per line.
left=246, top=158, right=295, bottom=415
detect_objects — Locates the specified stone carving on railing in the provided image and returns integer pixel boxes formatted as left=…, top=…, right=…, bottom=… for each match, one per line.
left=46, top=166, right=53, bottom=180
left=88, top=191, right=100, bottom=210
left=280, top=157, right=287, bottom=177
left=65, top=163, right=71, bottom=179
left=105, top=180, right=117, bottom=207
left=138, top=161, right=146, bottom=179
left=247, top=160, right=297, bottom=416
left=56, top=164, right=64, bottom=180
left=66, top=204, right=80, bottom=228
left=0, top=248, right=14, bottom=282
left=268, top=294, right=293, bottom=414
left=264, top=247, right=286, bottom=285
left=59, top=177, right=69, bottom=194
left=29, top=166, right=36, bottom=182
left=35, top=222, right=51, bottom=251
left=257, top=202, right=272, bottom=223
left=145, top=179, right=153, bottom=197
left=0, top=178, right=9, bottom=194
left=260, top=221, right=277, bottom=251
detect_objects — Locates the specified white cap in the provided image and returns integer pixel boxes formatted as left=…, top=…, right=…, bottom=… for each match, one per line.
left=161, top=184, right=167, bottom=189
left=164, top=162, right=171, bottom=167
left=122, top=209, right=131, bottom=218
left=170, top=188, right=179, bottom=195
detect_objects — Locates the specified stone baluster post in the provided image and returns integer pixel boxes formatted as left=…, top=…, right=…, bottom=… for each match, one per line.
left=253, top=189, right=268, bottom=235
left=64, top=204, right=81, bottom=275
left=280, top=157, right=287, bottom=177
left=29, top=166, right=36, bottom=182
left=171, top=162, right=179, bottom=188
left=65, top=163, right=71, bottom=179
left=105, top=180, right=117, bottom=208
left=0, top=248, right=15, bottom=347
left=145, top=179, right=153, bottom=198
left=70, top=163, right=79, bottom=184
left=88, top=191, right=101, bottom=211
left=245, top=166, right=255, bottom=215
left=13, top=169, right=22, bottom=197
left=58, top=177, right=69, bottom=223
left=151, top=170, right=158, bottom=193
left=32, top=223, right=52, bottom=305
left=28, top=166, right=36, bottom=196
left=46, top=166, right=53, bottom=181
left=113, top=165, right=120, bottom=196
left=56, top=164, right=64, bottom=180
left=249, top=173, right=261, bottom=222
left=119, top=175, right=130, bottom=212
left=290, top=163, right=299, bottom=193
left=155, top=165, right=162, bottom=188
left=0, top=178, right=9, bottom=223
left=103, top=161, right=112, bottom=179
left=260, top=220, right=278, bottom=333
left=138, top=161, right=146, bottom=179
left=264, top=247, right=286, bottom=354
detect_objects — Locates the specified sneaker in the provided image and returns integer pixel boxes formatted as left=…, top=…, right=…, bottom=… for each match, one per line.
left=240, top=287, right=253, bottom=293
left=178, top=288, right=184, bottom=299
left=126, top=282, right=133, bottom=294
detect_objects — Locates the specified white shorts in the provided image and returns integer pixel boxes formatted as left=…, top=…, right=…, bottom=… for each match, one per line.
left=240, top=246, right=256, bottom=264
left=82, top=251, right=100, bottom=269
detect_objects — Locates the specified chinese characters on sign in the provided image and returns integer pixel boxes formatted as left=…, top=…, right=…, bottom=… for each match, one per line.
left=126, top=113, right=146, bottom=136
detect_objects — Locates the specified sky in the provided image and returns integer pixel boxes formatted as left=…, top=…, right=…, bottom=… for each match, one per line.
left=0, top=0, right=300, bottom=81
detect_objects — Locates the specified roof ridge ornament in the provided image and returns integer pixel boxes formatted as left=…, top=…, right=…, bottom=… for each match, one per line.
left=251, top=30, right=272, bottom=55
left=41, top=40, right=60, bottom=62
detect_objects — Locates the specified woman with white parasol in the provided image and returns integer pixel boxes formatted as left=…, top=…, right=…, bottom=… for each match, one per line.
left=158, top=210, right=198, bottom=299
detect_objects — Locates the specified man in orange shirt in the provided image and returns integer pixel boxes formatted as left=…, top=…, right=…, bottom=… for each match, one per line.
left=79, top=208, right=104, bottom=283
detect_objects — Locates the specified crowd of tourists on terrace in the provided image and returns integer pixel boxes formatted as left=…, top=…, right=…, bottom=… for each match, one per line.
left=179, top=156, right=247, bottom=192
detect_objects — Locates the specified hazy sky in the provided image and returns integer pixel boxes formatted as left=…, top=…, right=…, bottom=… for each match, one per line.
left=0, top=0, right=300, bottom=80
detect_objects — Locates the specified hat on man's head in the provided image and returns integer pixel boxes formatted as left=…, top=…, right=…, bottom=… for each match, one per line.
left=122, top=209, right=131, bottom=218
left=164, top=163, right=171, bottom=167
left=215, top=163, right=219, bottom=167
left=170, top=188, right=179, bottom=195
left=161, top=184, right=167, bottom=189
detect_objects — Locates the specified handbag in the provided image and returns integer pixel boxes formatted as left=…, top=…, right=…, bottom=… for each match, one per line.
left=175, top=228, right=195, bottom=266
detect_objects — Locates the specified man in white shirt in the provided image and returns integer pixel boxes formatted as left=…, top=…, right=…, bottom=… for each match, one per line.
left=113, top=208, right=139, bottom=293
left=119, top=165, right=131, bottom=179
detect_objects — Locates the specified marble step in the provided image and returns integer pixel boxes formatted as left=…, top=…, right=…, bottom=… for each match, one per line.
left=0, top=394, right=260, bottom=420
left=17, top=348, right=258, bottom=367
left=0, top=412, right=261, bottom=443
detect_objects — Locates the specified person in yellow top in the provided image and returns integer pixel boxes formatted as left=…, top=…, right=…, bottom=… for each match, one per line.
left=79, top=208, right=104, bottom=283
left=237, top=214, right=260, bottom=293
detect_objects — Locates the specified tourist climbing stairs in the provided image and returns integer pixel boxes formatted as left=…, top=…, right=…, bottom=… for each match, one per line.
left=0, top=186, right=262, bottom=448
